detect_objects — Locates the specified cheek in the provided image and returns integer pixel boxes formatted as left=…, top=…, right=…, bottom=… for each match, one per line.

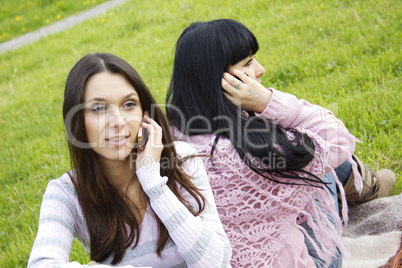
left=244, top=67, right=258, bottom=81
left=125, top=112, right=143, bottom=139
left=228, top=64, right=244, bottom=74
left=84, top=115, right=103, bottom=143
left=129, top=120, right=142, bottom=141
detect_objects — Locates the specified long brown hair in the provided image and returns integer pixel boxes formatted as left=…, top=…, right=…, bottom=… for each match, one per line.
left=62, top=53, right=206, bottom=264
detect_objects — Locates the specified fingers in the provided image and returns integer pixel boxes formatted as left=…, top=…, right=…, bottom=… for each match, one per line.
left=222, top=76, right=238, bottom=96
left=135, top=113, right=163, bottom=169
left=232, top=69, right=249, bottom=82
left=222, top=70, right=251, bottom=90
left=223, top=72, right=242, bottom=90
left=222, top=70, right=272, bottom=112
left=222, top=72, right=247, bottom=107
left=222, top=71, right=247, bottom=94
left=141, top=113, right=163, bottom=148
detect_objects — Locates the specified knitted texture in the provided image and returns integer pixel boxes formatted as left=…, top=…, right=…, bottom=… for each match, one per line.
left=172, top=88, right=358, bottom=267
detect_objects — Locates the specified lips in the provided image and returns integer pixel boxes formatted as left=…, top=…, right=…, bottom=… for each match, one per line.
left=106, top=135, right=130, bottom=146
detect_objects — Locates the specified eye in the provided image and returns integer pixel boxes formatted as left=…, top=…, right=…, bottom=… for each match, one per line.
left=91, top=103, right=107, bottom=113
left=244, top=58, right=253, bottom=67
left=123, top=100, right=137, bottom=109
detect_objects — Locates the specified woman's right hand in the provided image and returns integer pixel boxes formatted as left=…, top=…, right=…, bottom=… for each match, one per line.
left=135, top=113, right=164, bottom=170
left=222, top=69, right=272, bottom=113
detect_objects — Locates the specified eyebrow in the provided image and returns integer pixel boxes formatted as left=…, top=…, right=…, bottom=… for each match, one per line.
left=86, top=93, right=139, bottom=103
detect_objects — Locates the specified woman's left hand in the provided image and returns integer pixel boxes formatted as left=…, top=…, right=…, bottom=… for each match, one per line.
left=135, top=113, right=164, bottom=170
left=222, top=69, right=272, bottom=113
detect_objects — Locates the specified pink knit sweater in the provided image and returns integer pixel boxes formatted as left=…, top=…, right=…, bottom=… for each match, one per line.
left=172, top=88, right=358, bottom=267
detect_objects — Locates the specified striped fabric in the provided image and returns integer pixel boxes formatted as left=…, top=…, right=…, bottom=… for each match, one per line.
left=28, top=142, right=231, bottom=268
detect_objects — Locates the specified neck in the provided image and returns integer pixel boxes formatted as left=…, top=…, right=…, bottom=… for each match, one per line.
left=100, top=157, right=136, bottom=191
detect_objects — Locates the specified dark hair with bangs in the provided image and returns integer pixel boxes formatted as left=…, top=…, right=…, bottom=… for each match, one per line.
left=166, top=19, right=325, bottom=187
left=63, top=53, right=206, bottom=264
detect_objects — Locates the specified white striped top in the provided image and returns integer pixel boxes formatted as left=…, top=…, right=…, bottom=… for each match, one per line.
left=28, top=141, right=231, bottom=268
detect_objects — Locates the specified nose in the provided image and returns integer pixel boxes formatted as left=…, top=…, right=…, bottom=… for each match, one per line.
left=108, top=105, right=126, bottom=128
left=254, top=59, right=265, bottom=79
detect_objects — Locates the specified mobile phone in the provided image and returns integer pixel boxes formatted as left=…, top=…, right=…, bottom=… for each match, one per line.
left=233, top=75, right=242, bottom=81
left=137, top=126, right=148, bottom=151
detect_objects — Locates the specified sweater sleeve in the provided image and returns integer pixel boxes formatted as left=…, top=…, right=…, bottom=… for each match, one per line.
left=27, top=176, right=137, bottom=268
left=136, top=142, right=232, bottom=268
left=255, top=88, right=357, bottom=175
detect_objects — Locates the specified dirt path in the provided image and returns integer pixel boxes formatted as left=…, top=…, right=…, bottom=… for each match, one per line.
left=0, top=0, right=129, bottom=54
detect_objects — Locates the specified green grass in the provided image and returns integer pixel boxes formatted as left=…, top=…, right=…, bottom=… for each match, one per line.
left=0, top=0, right=109, bottom=42
left=0, top=0, right=401, bottom=266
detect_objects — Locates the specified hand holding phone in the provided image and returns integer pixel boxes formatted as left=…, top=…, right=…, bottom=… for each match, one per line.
left=135, top=112, right=163, bottom=170
left=233, top=72, right=248, bottom=81
left=222, top=70, right=272, bottom=113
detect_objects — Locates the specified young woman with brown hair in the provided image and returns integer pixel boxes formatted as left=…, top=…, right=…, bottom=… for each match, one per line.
left=28, top=53, right=231, bottom=267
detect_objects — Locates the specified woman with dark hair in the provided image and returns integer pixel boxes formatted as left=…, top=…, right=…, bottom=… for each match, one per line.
left=166, top=19, right=395, bottom=267
left=28, top=53, right=231, bottom=267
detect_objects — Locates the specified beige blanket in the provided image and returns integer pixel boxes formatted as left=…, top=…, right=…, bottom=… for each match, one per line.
left=342, top=194, right=402, bottom=268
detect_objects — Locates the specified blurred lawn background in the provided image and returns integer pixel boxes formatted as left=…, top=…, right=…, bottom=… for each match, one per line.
left=0, top=0, right=401, bottom=266
left=0, top=0, right=110, bottom=42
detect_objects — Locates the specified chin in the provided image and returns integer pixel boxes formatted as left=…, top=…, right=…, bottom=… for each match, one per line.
left=101, top=148, right=134, bottom=162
